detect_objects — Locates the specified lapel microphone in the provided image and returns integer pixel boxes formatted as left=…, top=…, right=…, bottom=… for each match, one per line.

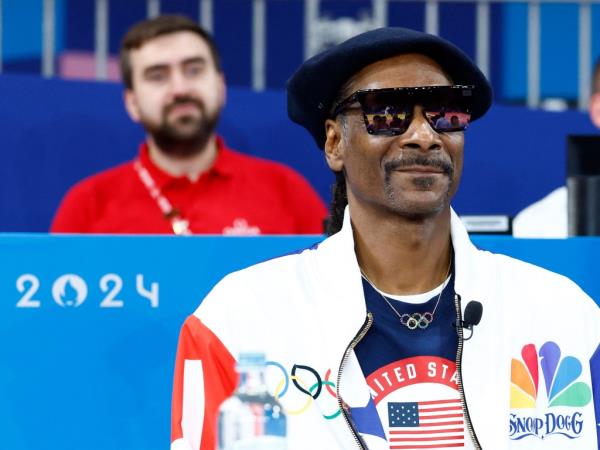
left=456, top=301, right=483, bottom=341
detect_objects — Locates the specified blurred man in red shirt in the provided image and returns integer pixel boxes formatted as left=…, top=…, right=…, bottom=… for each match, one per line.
left=52, top=15, right=326, bottom=235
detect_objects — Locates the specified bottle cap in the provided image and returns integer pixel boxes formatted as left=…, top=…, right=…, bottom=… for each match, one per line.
left=237, top=352, right=266, bottom=370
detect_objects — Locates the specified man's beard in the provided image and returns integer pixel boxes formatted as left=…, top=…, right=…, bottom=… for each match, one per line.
left=144, top=96, right=221, bottom=158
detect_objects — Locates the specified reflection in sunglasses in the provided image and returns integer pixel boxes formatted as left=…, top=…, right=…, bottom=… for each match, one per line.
left=334, top=85, right=475, bottom=136
left=425, top=111, right=470, bottom=131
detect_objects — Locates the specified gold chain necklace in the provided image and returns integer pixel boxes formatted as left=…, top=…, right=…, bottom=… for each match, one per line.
left=361, top=255, right=452, bottom=330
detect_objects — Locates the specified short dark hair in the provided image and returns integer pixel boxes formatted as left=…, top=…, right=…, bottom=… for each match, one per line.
left=120, top=14, right=222, bottom=89
left=593, top=58, right=600, bottom=95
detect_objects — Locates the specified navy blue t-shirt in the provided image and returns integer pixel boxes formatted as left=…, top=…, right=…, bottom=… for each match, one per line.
left=351, top=272, right=473, bottom=449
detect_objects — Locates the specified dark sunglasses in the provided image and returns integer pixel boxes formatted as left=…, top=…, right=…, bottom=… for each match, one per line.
left=332, top=85, right=475, bottom=136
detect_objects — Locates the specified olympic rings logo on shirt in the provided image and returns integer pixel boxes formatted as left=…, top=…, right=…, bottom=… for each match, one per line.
left=265, top=361, right=341, bottom=420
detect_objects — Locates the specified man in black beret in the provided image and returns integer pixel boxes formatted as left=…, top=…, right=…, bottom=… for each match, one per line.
left=171, top=28, right=600, bottom=450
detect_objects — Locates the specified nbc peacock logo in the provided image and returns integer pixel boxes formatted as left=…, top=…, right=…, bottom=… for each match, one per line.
left=509, top=341, right=592, bottom=440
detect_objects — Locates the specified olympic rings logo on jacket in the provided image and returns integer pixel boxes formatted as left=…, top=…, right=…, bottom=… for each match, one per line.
left=265, top=360, right=341, bottom=420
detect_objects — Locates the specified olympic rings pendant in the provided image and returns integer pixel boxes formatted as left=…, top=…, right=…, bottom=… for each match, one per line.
left=400, top=312, right=433, bottom=330
left=360, top=267, right=451, bottom=332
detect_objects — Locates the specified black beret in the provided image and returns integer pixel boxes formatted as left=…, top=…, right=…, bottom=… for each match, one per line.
left=287, top=27, right=493, bottom=150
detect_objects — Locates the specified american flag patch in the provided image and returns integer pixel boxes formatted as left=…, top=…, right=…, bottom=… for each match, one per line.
left=387, top=399, right=465, bottom=449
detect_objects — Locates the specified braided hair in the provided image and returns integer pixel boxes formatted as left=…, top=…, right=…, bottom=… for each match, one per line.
left=326, top=171, right=347, bottom=236
left=324, top=80, right=355, bottom=236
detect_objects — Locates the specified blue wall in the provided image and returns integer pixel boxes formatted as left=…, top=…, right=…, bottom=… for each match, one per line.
left=0, top=74, right=597, bottom=232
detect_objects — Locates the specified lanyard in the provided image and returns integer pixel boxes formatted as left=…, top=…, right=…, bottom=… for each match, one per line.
left=133, top=159, right=191, bottom=235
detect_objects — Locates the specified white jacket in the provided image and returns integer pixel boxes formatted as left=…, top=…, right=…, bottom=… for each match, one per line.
left=171, top=208, right=600, bottom=450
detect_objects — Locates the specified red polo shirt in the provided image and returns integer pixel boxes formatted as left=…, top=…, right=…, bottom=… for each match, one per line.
left=51, top=138, right=327, bottom=234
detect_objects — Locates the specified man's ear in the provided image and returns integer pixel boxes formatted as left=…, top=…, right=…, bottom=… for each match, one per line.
left=123, top=89, right=141, bottom=123
left=217, top=72, right=227, bottom=107
left=324, top=118, right=344, bottom=172
left=589, top=93, right=600, bottom=128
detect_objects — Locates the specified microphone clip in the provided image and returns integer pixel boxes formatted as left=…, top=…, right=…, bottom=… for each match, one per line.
left=455, top=300, right=483, bottom=341
left=459, top=321, right=476, bottom=341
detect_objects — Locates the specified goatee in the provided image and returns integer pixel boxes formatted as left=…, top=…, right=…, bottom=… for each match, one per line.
left=145, top=96, right=221, bottom=158
left=383, top=153, right=455, bottom=219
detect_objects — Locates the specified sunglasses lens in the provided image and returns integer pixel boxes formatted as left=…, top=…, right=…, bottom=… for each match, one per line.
left=359, top=91, right=411, bottom=135
left=424, top=110, right=471, bottom=131
left=356, top=86, right=474, bottom=135
left=422, top=86, right=472, bottom=131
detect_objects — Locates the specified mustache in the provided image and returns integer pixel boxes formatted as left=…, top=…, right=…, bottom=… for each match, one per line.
left=384, top=154, right=454, bottom=176
left=164, top=96, right=203, bottom=114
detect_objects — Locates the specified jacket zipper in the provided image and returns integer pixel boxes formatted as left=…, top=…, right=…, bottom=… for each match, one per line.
left=454, top=293, right=482, bottom=449
left=336, top=312, right=373, bottom=450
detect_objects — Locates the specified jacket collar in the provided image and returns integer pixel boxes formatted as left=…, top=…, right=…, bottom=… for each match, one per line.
left=319, top=206, right=488, bottom=313
left=450, top=208, right=491, bottom=306
left=310, top=206, right=493, bottom=374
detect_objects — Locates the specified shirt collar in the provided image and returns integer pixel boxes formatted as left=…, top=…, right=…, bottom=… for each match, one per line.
left=210, top=136, right=236, bottom=178
left=137, top=135, right=235, bottom=188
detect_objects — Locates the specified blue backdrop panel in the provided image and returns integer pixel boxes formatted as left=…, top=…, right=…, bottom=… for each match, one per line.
left=0, top=235, right=321, bottom=450
left=0, top=235, right=599, bottom=450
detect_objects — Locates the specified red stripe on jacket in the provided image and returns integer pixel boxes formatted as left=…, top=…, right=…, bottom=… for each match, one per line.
left=171, top=315, right=238, bottom=450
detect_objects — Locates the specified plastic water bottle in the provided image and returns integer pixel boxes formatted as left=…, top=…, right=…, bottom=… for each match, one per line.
left=218, top=352, right=287, bottom=450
